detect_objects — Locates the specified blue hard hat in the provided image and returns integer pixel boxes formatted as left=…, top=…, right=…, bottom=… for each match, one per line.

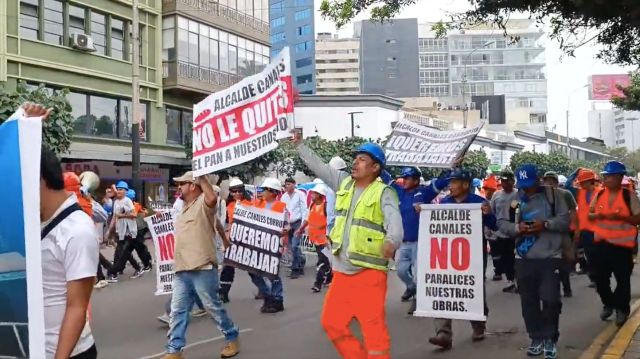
left=126, top=189, right=136, bottom=201
left=515, top=164, right=539, bottom=189
left=400, top=166, right=422, bottom=178
left=472, top=178, right=482, bottom=188
left=447, top=168, right=473, bottom=182
left=601, top=161, right=626, bottom=176
left=355, top=142, right=386, bottom=167
left=256, top=187, right=264, bottom=193
left=115, top=180, right=129, bottom=190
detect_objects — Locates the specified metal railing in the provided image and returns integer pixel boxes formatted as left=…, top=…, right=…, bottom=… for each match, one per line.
left=166, top=0, right=270, bottom=34
left=0, top=322, right=28, bottom=358
left=163, top=61, right=243, bottom=88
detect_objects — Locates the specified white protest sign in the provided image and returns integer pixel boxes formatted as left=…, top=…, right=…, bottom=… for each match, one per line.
left=192, top=47, right=295, bottom=176
left=145, top=211, right=175, bottom=295
left=415, top=203, right=486, bottom=321
left=384, top=118, right=484, bottom=168
left=224, top=204, right=285, bottom=279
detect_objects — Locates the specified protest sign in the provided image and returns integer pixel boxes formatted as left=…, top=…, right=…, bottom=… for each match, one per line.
left=415, top=203, right=486, bottom=321
left=384, top=118, right=484, bottom=168
left=192, top=47, right=295, bottom=176
left=224, top=204, right=285, bottom=280
left=0, top=109, right=45, bottom=358
left=145, top=211, right=176, bottom=295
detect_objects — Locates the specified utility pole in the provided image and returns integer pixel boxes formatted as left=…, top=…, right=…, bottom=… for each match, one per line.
left=565, top=109, right=571, bottom=160
left=131, top=0, right=141, bottom=202
left=348, top=111, right=363, bottom=137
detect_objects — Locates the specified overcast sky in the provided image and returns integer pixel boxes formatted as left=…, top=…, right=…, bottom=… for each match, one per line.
left=313, top=0, right=633, bottom=139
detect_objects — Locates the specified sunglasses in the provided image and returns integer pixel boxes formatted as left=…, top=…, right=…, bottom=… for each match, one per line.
left=230, top=189, right=243, bottom=193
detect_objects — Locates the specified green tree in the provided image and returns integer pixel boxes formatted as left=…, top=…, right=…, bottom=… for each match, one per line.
left=612, top=71, right=640, bottom=111
left=0, top=81, right=74, bottom=154
left=509, top=151, right=601, bottom=176
left=320, top=0, right=640, bottom=66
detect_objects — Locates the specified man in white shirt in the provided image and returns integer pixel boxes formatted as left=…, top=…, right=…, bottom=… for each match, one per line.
left=40, top=147, right=99, bottom=359
left=281, top=178, right=308, bottom=278
left=107, top=181, right=143, bottom=281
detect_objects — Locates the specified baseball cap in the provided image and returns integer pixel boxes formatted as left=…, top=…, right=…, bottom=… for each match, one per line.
left=515, top=164, right=539, bottom=189
left=173, top=171, right=194, bottom=183
left=543, top=171, right=559, bottom=182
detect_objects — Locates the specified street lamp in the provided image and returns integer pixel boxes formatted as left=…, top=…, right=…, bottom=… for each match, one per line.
left=461, top=40, right=495, bottom=128
left=348, top=111, right=363, bottom=137
left=566, top=84, right=589, bottom=159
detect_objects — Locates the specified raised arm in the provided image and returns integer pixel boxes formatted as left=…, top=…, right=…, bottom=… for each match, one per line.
left=294, top=140, right=348, bottom=191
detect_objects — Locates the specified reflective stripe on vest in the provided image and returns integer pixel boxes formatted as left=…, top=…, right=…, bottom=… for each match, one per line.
left=592, top=188, right=638, bottom=248
left=329, top=177, right=390, bottom=271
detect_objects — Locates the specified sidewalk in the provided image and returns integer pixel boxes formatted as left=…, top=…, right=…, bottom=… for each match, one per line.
left=599, top=301, right=640, bottom=359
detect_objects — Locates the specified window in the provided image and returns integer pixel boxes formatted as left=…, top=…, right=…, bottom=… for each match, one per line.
left=419, top=70, right=449, bottom=84
left=296, top=25, right=311, bottom=36
left=112, top=19, right=126, bottom=60
left=419, top=38, right=448, bottom=52
left=296, top=57, right=312, bottom=68
left=295, top=40, right=312, bottom=53
left=166, top=107, right=193, bottom=144
left=43, top=0, right=63, bottom=44
left=387, top=73, right=397, bottom=79
left=294, top=0, right=307, bottom=5
left=219, top=41, right=229, bottom=72
left=91, top=11, right=106, bottom=54
left=294, top=9, right=311, bottom=21
left=297, top=74, right=313, bottom=85
left=385, top=39, right=396, bottom=44
left=271, top=32, right=286, bottom=43
left=270, top=1, right=283, bottom=12
left=90, top=95, right=118, bottom=137
left=119, top=101, right=148, bottom=140
left=19, top=0, right=39, bottom=40
left=420, top=85, right=449, bottom=97
left=69, top=5, right=86, bottom=36
left=271, top=17, right=285, bottom=28
left=229, top=43, right=238, bottom=74
left=419, top=54, right=448, bottom=68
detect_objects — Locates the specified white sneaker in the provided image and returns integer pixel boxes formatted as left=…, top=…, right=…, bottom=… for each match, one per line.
left=94, top=280, right=109, bottom=289
left=130, top=270, right=144, bottom=279
left=191, top=309, right=207, bottom=317
left=157, top=314, right=170, bottom=324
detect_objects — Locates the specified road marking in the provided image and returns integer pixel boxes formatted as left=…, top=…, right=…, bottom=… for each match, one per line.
left=137, top=328, right=254, bottom=359
left=578, top=299, right=640, bottom=359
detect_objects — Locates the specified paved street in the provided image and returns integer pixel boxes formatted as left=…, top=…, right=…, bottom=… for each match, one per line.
left=91, top=247, right=640, bottom=359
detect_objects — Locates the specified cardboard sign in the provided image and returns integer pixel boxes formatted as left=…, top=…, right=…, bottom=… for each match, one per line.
left=145, top=211, right=175, bottom=295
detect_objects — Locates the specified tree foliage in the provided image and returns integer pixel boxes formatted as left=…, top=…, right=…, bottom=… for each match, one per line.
left=509, top=150, right=602, bottom=176
left=319, top=0, right=640, bottom=66
left=0, top=81, right=74, bottom=154
left=612, top=71, right=640, bottom=111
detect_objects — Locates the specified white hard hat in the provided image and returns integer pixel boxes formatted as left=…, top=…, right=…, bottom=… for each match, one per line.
left=229, top=178, right=244, bottom=188
left=310, top=183, right=329, bottom=197
left=260, top=178, right=282, bottom=191
left=312, top=178, right=324, bottom=184
left=558, top=175, right=568, bottom=186
left=329, top=156, right=347, bottom=170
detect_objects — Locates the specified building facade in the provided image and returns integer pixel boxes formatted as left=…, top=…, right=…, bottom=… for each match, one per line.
left=417, top=19, right=548, bottom=127
left=269, top=0, right=315, bottom=94
left=1, top=0, right=269, bottom=203
left=355, top=18, right=419, bottom=97
left=588, top=108, right=640, bottom=152
left=315, top=32, right=359, bottom=95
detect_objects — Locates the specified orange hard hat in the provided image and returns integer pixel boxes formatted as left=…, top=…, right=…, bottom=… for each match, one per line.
left=482, top=176, right=498, bottom=190
left=63, top=172, right=81, bottom=190
left=577, top=169, right=597, bottom=183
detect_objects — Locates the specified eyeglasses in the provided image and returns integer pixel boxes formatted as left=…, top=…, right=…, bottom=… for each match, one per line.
left=230, top=189, right=242, bottom=194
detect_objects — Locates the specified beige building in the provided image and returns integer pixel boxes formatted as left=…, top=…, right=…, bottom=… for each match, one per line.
left=315, top=33, right=360, bottom=95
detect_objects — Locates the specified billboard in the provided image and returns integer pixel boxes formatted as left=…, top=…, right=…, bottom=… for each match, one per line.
left=589, top=74, right=630, bottom=101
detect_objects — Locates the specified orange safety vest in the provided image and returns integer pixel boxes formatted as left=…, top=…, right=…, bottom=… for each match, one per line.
left=253, top=199, right=287, bottom=213
left=227, top=200, right=252, bottom=224
left=307, top=202, right=327, bottom=245
left=575, top=189, right=594, bottom=232
left=591, top=188, right=638, bottom=248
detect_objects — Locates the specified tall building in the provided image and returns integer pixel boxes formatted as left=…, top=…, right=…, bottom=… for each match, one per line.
left=355, top=19, right=419, bottom=97
left=269, top=0, right=315, bottom=94
left=2, top=0, right=269, bottom=202
left=417, top=19, right=548, bottom=127
left=588, top=108, right=640, bottom=152
left=315, top=32, right=360, bottom=95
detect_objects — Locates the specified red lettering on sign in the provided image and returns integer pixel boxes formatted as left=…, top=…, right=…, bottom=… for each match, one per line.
left=158, top=233, right=175, bottom=261
left=430, top=237, right=470, bottom=271
left=450, top=237, right=470, bottom=270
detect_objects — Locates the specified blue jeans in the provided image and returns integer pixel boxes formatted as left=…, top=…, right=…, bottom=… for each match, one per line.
left=167, top=269, right=239, bottom=353
left=396, top=241, right=418, bottom=292
left=165, top=294, right=204, bottom=315
left=249, top=272, right=284, bottom=302
left=289, top=220, right=305, bottom=272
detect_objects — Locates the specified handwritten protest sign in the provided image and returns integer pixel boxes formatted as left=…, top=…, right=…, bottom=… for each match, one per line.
left=192, top=47, right=294, bottom=176
left=145, top=212, right=175, bottom=295
left=224, top=204, right=285, bottom=280
left=415, top=204, right=486, bottom=321
left=384, top=118, right=484, bottom=168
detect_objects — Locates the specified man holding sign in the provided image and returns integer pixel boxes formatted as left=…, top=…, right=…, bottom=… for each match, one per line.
left=425, top=168, right=497, bottom=350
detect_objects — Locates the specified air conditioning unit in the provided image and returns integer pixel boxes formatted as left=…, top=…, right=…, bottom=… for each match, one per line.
left=70, top=33, right=96, bottom=52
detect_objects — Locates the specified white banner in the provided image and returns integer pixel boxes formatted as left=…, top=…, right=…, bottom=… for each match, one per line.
left=192, top=47, right=295, bottom=177
left=145, top=212, right=175, bottom=295
left=415, top=203, right=486, bottom=321
left=384, top=119, right=484, bottom=168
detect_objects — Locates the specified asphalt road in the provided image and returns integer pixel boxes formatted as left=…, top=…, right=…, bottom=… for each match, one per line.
left=91, top=247, right=640, bottom=359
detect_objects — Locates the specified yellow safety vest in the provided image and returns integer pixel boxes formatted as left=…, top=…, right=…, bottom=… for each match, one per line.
left=329, top=177, right=390, bottom=271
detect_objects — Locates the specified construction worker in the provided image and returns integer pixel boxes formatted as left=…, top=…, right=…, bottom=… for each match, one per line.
left=293, top=133, right=403, bottom=359
left=482, top=175, right=498, bottom=200
left=295, top=183, right=333, bottom=292
left=63, top=172, right=93, bottom=216
left=490, top=170, right=519, bottom=292
left=428, top=168, right=497, bottom=350
left=589, top=161, right=640, bottom=326
left=126, top=189, right=153, bottom=272
left=565, top=168, right=600, bottom=286
left=251, top=177, right=289, bottom=314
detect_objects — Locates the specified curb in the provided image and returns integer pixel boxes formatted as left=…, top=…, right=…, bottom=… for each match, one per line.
left=579, top=299, right=640, bottom=359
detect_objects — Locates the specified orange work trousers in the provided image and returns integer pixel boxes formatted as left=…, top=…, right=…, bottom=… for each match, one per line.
left=321, top=269, right=390, bottom=359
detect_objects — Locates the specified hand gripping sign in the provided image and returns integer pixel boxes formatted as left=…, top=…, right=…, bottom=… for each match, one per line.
left=414, top=203, right=486, bottom=321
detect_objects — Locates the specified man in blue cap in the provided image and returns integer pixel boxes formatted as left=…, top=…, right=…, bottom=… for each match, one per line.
left=588, top=161, right=640, bottom=326
left=107, top=180, right=144, bottom=281
left=499, top=164, right=570, bottom=359
left=428, top=167, right=496, bottom=349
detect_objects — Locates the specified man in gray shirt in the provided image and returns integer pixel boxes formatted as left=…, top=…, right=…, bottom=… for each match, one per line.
left=490, top=170, right=520, bottom=293
left=293, top=134, right=403, bottom=358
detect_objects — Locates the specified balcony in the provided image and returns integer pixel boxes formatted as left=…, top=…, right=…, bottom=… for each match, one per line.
left=163, top=61, right=242, bottom=95
left=163, top=0, right=269, bottom=44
